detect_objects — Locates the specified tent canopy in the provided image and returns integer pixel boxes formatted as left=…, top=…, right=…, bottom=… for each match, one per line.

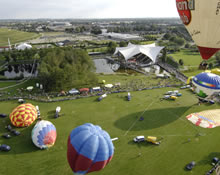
left=16, top=43, right=32, bottom=50
left=114, top=43, right=164, bottom=63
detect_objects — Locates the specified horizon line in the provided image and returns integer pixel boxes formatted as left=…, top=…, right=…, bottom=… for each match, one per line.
left=0, top=17, right=180, bottom=20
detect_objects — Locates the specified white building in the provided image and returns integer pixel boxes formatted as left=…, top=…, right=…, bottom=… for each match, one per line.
left=114, top=43, right=164, bottom=65
left=16, top=43, right=32, bottom=50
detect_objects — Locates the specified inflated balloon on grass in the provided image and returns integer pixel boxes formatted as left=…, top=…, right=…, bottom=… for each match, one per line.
left=67, top=123, right=114, bottom=174
left=9, top=103, right=37, bottom=127
left=32, top=120, right=57, bottom=149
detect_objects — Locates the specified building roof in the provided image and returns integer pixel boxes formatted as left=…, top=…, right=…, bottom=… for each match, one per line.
left=114, top=43, right=164, bottom=63
left=101, top=32, right=141, bottom=40
left=16, top=43, right=32, bottom=50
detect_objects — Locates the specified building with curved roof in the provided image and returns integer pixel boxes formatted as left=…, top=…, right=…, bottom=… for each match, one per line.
left=114, top=43, right=164, bottom=66
left=16, top=43, right=32, bottom=50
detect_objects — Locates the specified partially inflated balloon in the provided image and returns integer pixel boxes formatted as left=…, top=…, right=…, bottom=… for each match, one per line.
left=32, top=120, right=57, bottom=149
left=9, top=103, right=37, bottom=127
left=192, top=72, right=220, bottom=97
left=176, top=0, right=220, bottom=59
left=67, top=123, right=114, bottom=174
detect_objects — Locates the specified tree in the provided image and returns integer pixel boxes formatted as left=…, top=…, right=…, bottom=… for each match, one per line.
left=91, top=26, right=102, bottom=35
left=163, top=33, right=171, bottom=40
left=38, top=48, right=98, bottom=91
left=185, top=43, right=190, bottom=48
left=166, top=56, right=179, bottom=68
left=179, top=59, right=184, bottom=66
left=215, top=51, right=220, bottom=66
left=160, top=49, right=167, bottom=63
left=107, top=41, right=117, bottom=54
left=208, top=63, right=213, bottom=69
left=119, top=41, right=128, bottom=47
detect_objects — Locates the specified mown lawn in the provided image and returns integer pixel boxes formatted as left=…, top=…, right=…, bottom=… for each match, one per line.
left=0, top=28, right=39, bottom=46
left=169, top=50, right=203, bottom=66
left=0, top=81, right=17, bottom=88
left=0, top=87, right=219, bottom=175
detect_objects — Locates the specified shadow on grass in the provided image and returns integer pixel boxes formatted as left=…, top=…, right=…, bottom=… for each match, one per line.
left=47, top=110, right=56, bottom=119
left=128, top=140, right=156, bottom=148
left=114, top=106, right=191, bottom=131
left=0, top=124, right=39, bottom=155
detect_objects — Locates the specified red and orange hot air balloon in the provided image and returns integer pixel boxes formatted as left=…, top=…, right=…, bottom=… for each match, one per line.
left=176, top=0, right=220, bottom=60
left=9, top=103, right=38, bottom=127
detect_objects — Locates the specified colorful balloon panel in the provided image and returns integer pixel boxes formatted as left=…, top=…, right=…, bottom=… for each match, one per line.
left=32, top=120, right=57, bottom=149
left=9, top=103, right=37, bottom=127
left=176, top=0, right=220, bottom=59
left=67, top=123, right=114, bottom=174
left=192, top=72, right=220, bottom=97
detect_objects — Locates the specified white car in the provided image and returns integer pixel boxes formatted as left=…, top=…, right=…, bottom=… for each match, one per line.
left=165, top=91, right=173, bottom=95
left=133, top=136, right=145, bottom=143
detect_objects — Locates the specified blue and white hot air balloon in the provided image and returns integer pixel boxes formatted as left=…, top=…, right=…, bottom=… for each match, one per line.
left=67, top=123, right=114, bottom=174
left=32, top=120, right=57, bottom=149
left=192, top=72, right=220, bottom=97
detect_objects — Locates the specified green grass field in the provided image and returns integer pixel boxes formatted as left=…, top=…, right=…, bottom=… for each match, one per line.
left=0, top=28, right=39, bottom=46
left=169, top=49, right=216, bottom=67
left=0, top=81, right=17, bottom=88
left=0, top=87, right=219, bottom=175
left=169, top=50, right=203, bottom=66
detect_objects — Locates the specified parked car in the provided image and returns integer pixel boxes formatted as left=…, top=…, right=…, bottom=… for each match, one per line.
left=180, top=86, right=187, bottom=89
left=18, top=99, right=25, bottom=103
left=133, top=136, right=145, bottom=143
left=5, top=125, right=12, bottom=131
left=212, top=157, right=219, bottom=164
left=2, top=133, right=11, bottom=139
left=186, top=161, right=196, bottom=170
left=0, top=144, right=11, bottom=152
left=11, top=129, right=20, bottom=136
left=0, top=113, right=7, bottom=118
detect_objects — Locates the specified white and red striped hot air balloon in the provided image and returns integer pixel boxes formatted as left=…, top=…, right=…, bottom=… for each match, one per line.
left=176, top=0, right=220, bottom=60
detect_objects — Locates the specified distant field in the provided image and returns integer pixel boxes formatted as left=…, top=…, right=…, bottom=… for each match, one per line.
left=139, top=41, right=155, bottom=45
left=169, top=50, right=203, bottom=66
left=0, top=28, right=40, bottom=46
left=169, top=49, right=216, bottom=66
left=0, top=81, right=17, bottom=88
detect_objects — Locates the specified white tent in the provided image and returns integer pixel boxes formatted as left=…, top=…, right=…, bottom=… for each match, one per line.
left=105, top=84, right=114, bottom=88
left=16, top=43, right=32, bottom=50
left=114, top=43, right=164, bottom=63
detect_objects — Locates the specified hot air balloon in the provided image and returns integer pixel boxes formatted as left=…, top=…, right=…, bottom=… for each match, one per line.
left=176, top=0, right=220, bottom=59
left=9, top=103, right=38, bottom=127
left=192, top=72, right=220, bottom=97
left=32, top=120, right=57, bottom=149
left=186, top=109, right=220, bottom=128
left=67, top=123, right=114, bottom=174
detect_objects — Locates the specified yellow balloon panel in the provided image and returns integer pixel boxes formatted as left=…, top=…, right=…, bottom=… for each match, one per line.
left=9, top=103, right=37, bottom=127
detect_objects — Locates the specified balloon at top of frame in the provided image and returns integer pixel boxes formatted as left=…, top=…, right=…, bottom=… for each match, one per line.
left=176, top=0, right=220, bottom=59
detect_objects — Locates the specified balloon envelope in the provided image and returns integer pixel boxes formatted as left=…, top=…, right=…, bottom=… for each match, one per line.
left=176, top=0, right=220, bottom=59
left=32, top=120, right=57, bottom=149
left=192, top=72, right=220, bottom=97
left=67, top=123, right=114, bottom=174
left=9, top=103, right=38, bottom=127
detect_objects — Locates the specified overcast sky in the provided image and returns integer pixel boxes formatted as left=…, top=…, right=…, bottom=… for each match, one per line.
left=0, top=0, right=179, bottom=19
